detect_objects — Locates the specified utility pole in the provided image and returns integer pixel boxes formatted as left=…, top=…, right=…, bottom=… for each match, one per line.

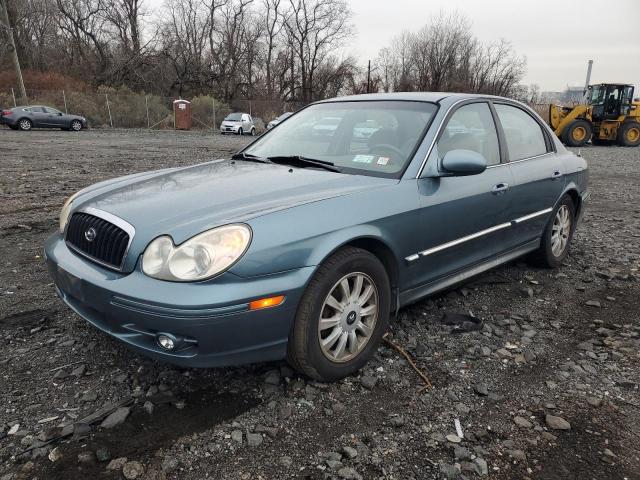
left=367, top=60, right=371, bottom=93
left=0, top=0, right=26, bottom=102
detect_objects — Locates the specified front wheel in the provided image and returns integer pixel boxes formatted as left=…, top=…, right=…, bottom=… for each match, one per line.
left=529, top=195, right=575, bottom=268
left=70, top=120, right=82, bottom=131
left=562, top=119, right=591, bottom=147
left=18, top=118, right=32, bottom=131
left=287, top=247, right=390, bottom=381
left=237, top=128, right=243, bottom=136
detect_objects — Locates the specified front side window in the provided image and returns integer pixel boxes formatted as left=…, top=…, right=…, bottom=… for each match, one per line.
left=436, top=102, right=500, bottom=166
left=244, top=101, right=437, bottom=178
left=44, top=107, right=61, bottom=114
left=495, top=104, right=548, bottom=161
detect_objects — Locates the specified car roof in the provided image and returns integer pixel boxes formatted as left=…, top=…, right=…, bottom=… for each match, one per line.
left=316, top=92, right=506, bottom=104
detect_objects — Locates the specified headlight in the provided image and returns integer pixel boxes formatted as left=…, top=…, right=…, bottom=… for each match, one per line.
left=59, top=192, right=81, bottom=233
left=142, top=224, right=252, bottom=281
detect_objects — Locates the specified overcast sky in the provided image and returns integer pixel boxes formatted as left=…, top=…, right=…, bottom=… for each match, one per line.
left=347, top=0, right=640, bottom=91
left=148, top=0, right=640, bottom=91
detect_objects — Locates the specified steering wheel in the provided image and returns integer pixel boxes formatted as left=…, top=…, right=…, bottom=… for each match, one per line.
left=369, top=143, right=404, bottom=158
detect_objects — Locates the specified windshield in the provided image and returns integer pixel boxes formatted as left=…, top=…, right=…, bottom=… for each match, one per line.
left=225, top=113, right=243, bottom=121
left=244, top=101, right=437, bottom=178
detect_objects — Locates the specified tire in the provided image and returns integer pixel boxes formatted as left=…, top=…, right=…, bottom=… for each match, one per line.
left=562, top=119, right=591, bottom=147
left=237, top=128, right=243, bottom=136
left=18, top=118, right=32, bottom=131
left=250, top=127, right=256, bottom=136
left=70, top=120, right=82, bottom=131
left=617, top=122, right=640, bottom=147
left=287, top=246, right=391, bottom=381
left=529, top=194, right=575, bottom=268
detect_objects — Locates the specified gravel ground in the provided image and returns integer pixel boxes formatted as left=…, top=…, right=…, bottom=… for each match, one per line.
left=0, top=129, right=639, bottom=480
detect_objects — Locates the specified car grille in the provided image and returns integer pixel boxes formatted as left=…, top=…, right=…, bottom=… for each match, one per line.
left=65, top=212, right=130, bottom=270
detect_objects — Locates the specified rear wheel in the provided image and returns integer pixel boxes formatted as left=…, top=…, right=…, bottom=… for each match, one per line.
left=18, top=118, right=32, bottom=131
left=617, top=122, right=640, bottom=147
left=250, top=127, right=256, bottom=136
left=529, top=194, right=575, bottom=268
left=70, top=120, right=82, bottom=131
left=562, top=119, right=591, bottom=147
left=287, top=247, right=390, bottom=381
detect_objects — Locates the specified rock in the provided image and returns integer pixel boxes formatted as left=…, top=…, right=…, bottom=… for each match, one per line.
left=231, top=430, right=243, bottom=444
left=143, top=401, right=154, bottom=415
left=48, top=447, right=63, bottom=462
left=247, top=433, right=263, bottom=447
left=342, top=446, right=358, bottom=459
left=388, top=415, right=405, bottom=427
left=587, top=397, right=603, bottom=407
left=278, top=456, right=292, bottom=467
left=264, top=369, right=281, bottom=386
left=360, top=375, right=378, bottom=390
left=440, top=463, right=461, bottom=479
left=513, top=416, right=533, bottom=428
left=122, top=460, right=144, bottom=479
left=585, top=300, right=601, bottom=308
left=8, top=424, right=20, bottom=435
left=77, top=451, right=96, bottom=464
left=546, top=414, right=571, bottom=430
left=53, top=369, right=68, bottom=380
left=161, top=456, right=179, bottom=472
left=326, top=459, right=343, bottom=469
left=337, top=467, right=363, bottom=480
left=474, top=383, right=489, bottom=396
left=446, top=434, right=462, bottom=443
left=100, top=407, right=131, bottom=429
left=509, top=449, right=527, bottom=461
left=96, top=447, right=111, bottom=462
left=454, top=446, right=472, bottom=460
left=473, top=458, right=488, bottom=476
left=81, top=391, right=98, bottom=402
left=71, top=364, right=86, bottom=377
left=106, top=457, right=128, bottom=471
left=521, top=287, right=534, bottom=298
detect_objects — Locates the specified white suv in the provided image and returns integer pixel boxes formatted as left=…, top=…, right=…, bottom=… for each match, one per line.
left=220, top=112, right=256, bottom=136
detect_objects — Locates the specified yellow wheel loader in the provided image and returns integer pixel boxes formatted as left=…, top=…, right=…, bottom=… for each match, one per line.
left=549, top=83, right=640, bottom=147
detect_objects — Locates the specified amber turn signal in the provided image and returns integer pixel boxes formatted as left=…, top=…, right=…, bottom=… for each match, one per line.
left=249, top=295, right=285, bottom=311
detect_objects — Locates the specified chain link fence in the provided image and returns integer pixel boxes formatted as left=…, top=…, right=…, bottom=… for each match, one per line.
left=0, top=88, right=306, bottom=130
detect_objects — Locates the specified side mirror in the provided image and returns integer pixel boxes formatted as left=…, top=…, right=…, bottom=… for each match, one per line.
left=441, top=149, right=487, bottom=176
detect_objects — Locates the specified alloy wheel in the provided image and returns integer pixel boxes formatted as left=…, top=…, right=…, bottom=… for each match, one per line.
left=71, top=121, right=82, bottom=131
left=19, top=119, right=31, bottom=131
left=318, top=272, right=378, bottom=363
left=551, top=205, right=571, bottom=257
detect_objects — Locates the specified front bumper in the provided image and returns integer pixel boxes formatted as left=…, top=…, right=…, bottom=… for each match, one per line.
left=45, top=233, right=313, bottom=368
left=220, top=125, right=240, bottom=133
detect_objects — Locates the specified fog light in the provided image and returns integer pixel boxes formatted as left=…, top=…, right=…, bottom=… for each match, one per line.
left=157, top=334, right=175, bottom=350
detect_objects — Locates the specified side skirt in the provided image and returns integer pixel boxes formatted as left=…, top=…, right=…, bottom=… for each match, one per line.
left=398, top=239, right=540, bottom=307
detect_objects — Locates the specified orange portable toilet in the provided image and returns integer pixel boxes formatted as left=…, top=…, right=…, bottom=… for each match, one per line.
left=173, top=99, right=192, bottom=130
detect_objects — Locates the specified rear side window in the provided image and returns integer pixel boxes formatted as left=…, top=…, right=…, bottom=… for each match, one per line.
left=495, top=104, right=548, bottom=161
left=437, top=102, right=500, bottom=166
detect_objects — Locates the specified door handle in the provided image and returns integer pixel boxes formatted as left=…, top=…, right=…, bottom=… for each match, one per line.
left=491, top=183, right=509, bottom=194
left=551, top=171, right=563, bottom=180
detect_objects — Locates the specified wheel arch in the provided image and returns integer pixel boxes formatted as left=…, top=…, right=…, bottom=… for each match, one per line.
left=561, top=186, right=582, bottom=217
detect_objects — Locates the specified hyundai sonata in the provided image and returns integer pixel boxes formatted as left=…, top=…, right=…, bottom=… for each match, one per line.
left=45, top=93, right=588, bottom=381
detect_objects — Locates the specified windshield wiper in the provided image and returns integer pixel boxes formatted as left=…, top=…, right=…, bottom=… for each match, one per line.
left=267, top=155, right=342, bottom=173
left=231, top=152, right=273, bottom=164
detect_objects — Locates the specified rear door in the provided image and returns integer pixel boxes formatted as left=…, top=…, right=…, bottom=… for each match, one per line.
left=409, top=101, right=514, bottom=289
left=493, top=102, right=565, bottom=249
left=28, top=107, right=48, bottom=127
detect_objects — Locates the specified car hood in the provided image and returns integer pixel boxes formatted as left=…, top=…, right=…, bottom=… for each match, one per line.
left=73, top=159, right=395, bottom=245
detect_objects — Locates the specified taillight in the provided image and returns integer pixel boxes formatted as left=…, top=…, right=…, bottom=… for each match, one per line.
left=1, top=110, right=12, bottom=116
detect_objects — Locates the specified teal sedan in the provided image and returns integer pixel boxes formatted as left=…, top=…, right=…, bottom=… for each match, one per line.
left=45, top=92, right=588, bottom=381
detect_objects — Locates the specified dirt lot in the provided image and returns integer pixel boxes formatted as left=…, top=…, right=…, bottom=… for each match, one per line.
left=1, top=129, right=639, bottom=480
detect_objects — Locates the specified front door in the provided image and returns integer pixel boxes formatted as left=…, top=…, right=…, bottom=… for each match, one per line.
left=407, top=101, right=514, bottom=290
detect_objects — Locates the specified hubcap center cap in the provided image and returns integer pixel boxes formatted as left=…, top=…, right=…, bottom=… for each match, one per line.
left=346, top=310, right=357, bottom=325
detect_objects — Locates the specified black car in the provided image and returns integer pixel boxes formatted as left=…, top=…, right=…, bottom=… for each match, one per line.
left=0, top=106, right=87, bottom=131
